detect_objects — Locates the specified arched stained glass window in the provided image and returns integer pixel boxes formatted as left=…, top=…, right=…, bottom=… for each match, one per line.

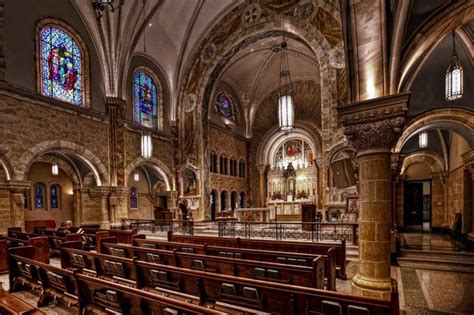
left=50, top=184, right=60, bottom=209
left=215, top=93, right=236, bottom=121
left=130, top=187, right=138, bottom=209
left=39, top=25, right=83, bottom=105
left=273, top=139, right=314, bottom=169
left=34, top=183, right=46, bottom=210
left=133, top=71, right=158, bottom=129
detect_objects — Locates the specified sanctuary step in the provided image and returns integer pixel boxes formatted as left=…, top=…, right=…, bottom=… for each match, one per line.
left=397, top=249, right=474, bottom=273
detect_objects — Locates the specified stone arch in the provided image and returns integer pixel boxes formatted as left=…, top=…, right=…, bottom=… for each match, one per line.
left=34, top=155, right=82, bottom=189
left=0, top=154, right=14, bottom=181
left=124, top=157, right=173, bottom=191
left=393, top=108, right=474, bottom=153
left=398, top=2, right=474, bottom=92
left=179, top=13, right=336, bottom=118
left=326, top=141, right=356, bottom=165
left=16, top=140, right=108, bottom=186
left=257, top=126, right=321, bottom=167
left=400, top=152, right=446, bottom=176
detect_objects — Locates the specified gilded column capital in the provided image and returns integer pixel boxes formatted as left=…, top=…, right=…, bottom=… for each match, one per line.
left=337, top=93, right=410, bottom=153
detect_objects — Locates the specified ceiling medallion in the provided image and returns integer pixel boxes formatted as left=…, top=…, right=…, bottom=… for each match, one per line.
left=242, top=3, right=262, bottom=26
left=293, top=1, right=317, bottom=21
left=202, top=43, right=216, bottom=63
left=184, top=93, right=197, bottom=112
left=329, top=42, right=345, bottom=69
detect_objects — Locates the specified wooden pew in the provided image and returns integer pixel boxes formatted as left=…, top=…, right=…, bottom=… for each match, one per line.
left=75, top=273, right=225, bottom=314
left=169, top=232, right=348, bottom=279
left=4, top=236, right=50, bottom=263
left=8, top=247, right=226, bottom=314
left=61, top=244, right=397, bottom=314
left=8, top=246, right=78, bottom=308
left=133, top=238, right=337, bottom=290
left=98, top=240, right=327, bottom=289
left=95, top=229, right=141, bottom=253
left=0, top=239, right=7, bottom=274
left=135, top=259, right=397, bottom=314
left=0, top=287, right=45, bottom=314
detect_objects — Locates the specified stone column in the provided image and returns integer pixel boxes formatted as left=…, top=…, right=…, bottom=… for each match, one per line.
left=338, top=93, right=409, bottom=299
left=88, top=187, right=111, bottom=229
left=256, top=165, right=267, bottom=208
left=462, top=150, right=474, bottom=234
left=109, top=187, right=129, bottom=228
left=72, top=189, right=82, bottom=226
left=105, top=97, right=126, bottom=187
left=0, top=181, right=31, bottom=230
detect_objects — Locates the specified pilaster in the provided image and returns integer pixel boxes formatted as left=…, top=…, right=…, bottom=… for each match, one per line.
left=105, top=97, right=126, bottom=187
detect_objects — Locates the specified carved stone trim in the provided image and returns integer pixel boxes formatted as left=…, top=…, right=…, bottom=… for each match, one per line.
left=0, top=180, right=31, bottom=193
left=338, top=93, right=410, bottom=152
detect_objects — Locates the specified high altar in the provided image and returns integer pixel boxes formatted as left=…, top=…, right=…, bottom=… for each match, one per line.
left=266, top=139, right=318, bottom=221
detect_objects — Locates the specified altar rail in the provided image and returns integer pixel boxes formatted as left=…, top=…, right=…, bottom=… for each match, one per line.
left=121, top=219, right=194, bottom=235
left=218, top=221, right=358, bottom=244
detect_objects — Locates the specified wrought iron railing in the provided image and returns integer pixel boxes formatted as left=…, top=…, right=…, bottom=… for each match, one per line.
left=218, top=221, right=358, bottom=244
left=121, top=219, right=194, bottom=235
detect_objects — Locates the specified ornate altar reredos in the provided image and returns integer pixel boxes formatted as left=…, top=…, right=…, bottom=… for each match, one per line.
left=267, top=139, right=318, bottom=220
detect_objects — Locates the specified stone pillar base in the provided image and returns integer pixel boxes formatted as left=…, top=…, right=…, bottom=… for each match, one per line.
left=352, top=274, right=392, bottom=300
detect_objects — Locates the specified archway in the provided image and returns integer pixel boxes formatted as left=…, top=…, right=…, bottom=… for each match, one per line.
left=239, top=192, right=245, bottom=208
left=210, top=190, right=218, bottom=221
left=220, top=191, right=228, bottom=211
left=231, top=191, right=237, bottom=211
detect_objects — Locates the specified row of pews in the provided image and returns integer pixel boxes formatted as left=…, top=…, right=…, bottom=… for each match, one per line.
left=5, top=228, right=399, bottom=314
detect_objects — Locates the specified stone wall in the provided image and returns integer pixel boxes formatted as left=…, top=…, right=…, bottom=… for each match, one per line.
left=0, top=189, right=10, bottom=233
left=431, top=178, right=445, bottom=228
left=447, top=166, right=469, bottom=232
left=209, top=126, right=248, bottom=209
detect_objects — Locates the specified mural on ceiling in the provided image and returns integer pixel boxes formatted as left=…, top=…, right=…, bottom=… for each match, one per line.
left=274, top=139, right=313, bottom=169
left=40, top=26, right=82, bottom=105
left=133, top=71, right=158, bottom=129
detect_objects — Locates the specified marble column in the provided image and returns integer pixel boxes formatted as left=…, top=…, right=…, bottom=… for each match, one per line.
left=256, top=165, right=267, bottom=208
left=338, top=93, right=409, bottom=299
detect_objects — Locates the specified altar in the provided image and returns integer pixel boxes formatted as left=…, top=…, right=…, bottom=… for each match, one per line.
left=235, top=208, right=273, bottom=222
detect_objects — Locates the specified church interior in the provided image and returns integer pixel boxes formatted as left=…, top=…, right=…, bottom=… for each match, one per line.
left=0, top=0, right=473, bottom=314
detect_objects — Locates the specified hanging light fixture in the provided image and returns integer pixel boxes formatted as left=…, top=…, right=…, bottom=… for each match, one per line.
left=51, top=161, right=59, bottom=176
left=278, top=40, right=295, bottom=133
left=445, top=32, right=463, bottom=101
left=133, top=172, right=140, bottom=182
left=91, top=0, right=124, bottom=25
left=141, top=132, right=152, bottom=159
left=419, top=131, right=428, bottom=149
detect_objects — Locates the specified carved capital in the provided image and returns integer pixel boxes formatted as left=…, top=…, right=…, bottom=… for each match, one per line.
left=256, top=164, right=268, bottom=175
left=0, top=180, right=31, bottom=193
left=88, top=187, right=111, bottom=201
left=338, top=93, right=410, bottom=152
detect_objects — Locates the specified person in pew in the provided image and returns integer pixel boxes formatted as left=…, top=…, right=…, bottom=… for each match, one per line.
left=56, top=221, right=73, bottom=236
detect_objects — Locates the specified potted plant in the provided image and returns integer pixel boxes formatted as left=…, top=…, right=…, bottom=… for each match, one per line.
left=330, top=210, right=342, bottom=222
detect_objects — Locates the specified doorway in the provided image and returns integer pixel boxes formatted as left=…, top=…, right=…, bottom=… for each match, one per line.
left=210, top=190, right=217, bottom=221
left=404, top=180, right=431, bottom=232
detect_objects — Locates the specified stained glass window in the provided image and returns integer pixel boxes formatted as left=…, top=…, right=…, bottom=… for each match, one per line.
left=40, top=25, right=83, bottom=105
left=50, top=184, right=60, bottom=209
left=34, top=183, right=46, bottom=209
left=133, top=71, right=158, bottom=128
left=215, top=94, right=236, bottom=121
left=273, top=139, right=313, bottom=169
left=130, top=187, right=138, bottom=209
